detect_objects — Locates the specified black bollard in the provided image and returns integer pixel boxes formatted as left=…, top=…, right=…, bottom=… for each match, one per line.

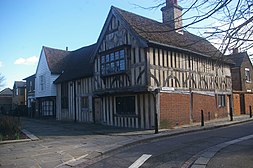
left=230, top=107, right=233, bottom=121
left=201, top=110, right=204, bottom=126
left=250, top=106, right=252, bottom=118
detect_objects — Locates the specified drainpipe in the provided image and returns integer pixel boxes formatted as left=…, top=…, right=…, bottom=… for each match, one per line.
left=74, top=81, right=77, bottom=122
left=189, top=87, right=193, bottom=123
left=152, top=88, right=160, bottom=134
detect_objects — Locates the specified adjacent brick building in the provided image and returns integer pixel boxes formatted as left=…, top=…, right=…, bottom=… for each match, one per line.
left=227, top=50, right=253, bottom=115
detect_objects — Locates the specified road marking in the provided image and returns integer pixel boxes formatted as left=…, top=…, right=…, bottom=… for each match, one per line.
left=129, top=154, right=152, bottom=168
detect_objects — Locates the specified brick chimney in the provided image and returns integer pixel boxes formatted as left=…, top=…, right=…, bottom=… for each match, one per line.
left=161, top=0, right=183, bottom=34
left=233, top=48, right=239, bottom=54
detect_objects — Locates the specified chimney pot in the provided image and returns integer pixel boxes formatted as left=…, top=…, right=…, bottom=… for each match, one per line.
left=161, top=0, right=183, bottom=33
left=233, top=48, right=239, bottom=54
left=66, top=47, right=68, bottom=51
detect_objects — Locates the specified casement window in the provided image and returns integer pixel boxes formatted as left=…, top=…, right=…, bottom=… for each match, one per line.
left=20, top=88, right=24, bottom=96
left=100, top=48, right=126, bottom=75
left=29, top=81, right=33, bottom=92
left=61, top=82, right=68, bottom=109
left=245, top=68, right=251, bottom=82
left=81, top=96, right=89, bottom=109
left=41, top=100, right=54, bottom=116
left=39, top=75, right=45, bottom=91
left=218, top=94, right=226, bottom=107
left=116, top=96, right=135, bottom=115
left=15, top=88, right=19, bottom=96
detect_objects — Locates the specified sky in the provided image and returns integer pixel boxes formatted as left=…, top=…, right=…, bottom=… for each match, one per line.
left=0, top=0, right=252, bottom=89
left=0, top=0, right=164, bottom=89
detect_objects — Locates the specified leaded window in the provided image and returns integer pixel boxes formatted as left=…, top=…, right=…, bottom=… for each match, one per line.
left=116, top=96, right=135, bottom=115
left=101, top=49, right=126, bottom=75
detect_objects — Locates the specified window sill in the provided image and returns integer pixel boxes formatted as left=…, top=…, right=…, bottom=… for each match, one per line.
left=101, top=71, right=126, bottom=77
left=114, top=114, right=139, bottom=118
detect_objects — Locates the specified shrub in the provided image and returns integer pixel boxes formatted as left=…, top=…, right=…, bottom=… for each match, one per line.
left=0, top=116, right=21, bottom=140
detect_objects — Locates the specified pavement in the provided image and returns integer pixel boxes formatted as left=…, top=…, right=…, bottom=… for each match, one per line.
left=0, top=115, right=252, bottom=168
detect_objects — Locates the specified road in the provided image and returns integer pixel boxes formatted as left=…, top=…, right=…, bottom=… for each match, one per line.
left=79, top=122, right=253, bottom=168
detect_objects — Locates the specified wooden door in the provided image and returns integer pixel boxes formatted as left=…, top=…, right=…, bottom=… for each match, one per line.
left=240, top=94, right=245, bottom=114
left=94, top=98, right=101, bottom=123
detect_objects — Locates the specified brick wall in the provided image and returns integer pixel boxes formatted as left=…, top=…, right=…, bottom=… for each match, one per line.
left=192, top=93, right=216, bottom=122
left=160, top=92, right=229, bottom=128
left=160, top=92, right=190, bottom=127
left=244, top=93, right=253, bottom=114
left=233, top=93, right=241, bottom=115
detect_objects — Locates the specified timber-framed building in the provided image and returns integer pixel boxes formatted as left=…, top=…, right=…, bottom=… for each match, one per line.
left=54, top=0, right=233, bottom=129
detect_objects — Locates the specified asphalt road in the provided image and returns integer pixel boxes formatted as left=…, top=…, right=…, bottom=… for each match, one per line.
left=80, top=122, right=253, bottom=168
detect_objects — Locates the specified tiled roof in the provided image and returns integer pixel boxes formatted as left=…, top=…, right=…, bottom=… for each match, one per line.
left=54, top=44, right=97, bottom=83
left=226, top=52, right=248, bottom=67
left=14, top=81, right=26, bottom=88
left=113, top=6, right=223, bottom=58
left=23, top=74, right=35, bottom=80
left=0, top=88, right=13, bottom=96
left=43, top=46, right=70, bottom=74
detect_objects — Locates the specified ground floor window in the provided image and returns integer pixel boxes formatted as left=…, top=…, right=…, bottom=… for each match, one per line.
left=116, top=96, right=135, bottom=115
left=41, top=100, right=54, bottom=116
left=218, top=94, right=226, bottom=107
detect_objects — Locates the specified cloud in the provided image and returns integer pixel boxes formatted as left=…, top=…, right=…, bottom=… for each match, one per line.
left=0, top=61, right=3, bottom=67
left=14, top=56, right=39, bottom=65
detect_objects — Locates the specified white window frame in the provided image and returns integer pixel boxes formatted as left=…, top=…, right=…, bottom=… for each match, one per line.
left=245, top=68, right=251, bottom=83
left=40, top=75, right=45, bottom=91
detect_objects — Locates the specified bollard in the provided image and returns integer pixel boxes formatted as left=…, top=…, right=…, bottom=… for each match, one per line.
left=201, top=110, right=204, bottom=126
left=250, top=106, right=252, bottom=118
left=230, top=107, right=233, bottom=121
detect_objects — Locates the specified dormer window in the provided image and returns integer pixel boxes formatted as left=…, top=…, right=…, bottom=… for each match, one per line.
left=245, top=68, right=251, bottom=82
left=100, top=48, right=126, bottom=76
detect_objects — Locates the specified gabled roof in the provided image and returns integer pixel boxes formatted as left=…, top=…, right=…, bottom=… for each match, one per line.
left=43, top=46, right=70, bottom=74
left=93, top=6, right=223, bottom=60
left=226, top=52, right=249, bottom=67
left=0, top=88, right=13, bottom=96
left=54, top=44, right=97, bottom=83
left=23, top=74, right=36, bottom=81
left=13, top=81, right=26, bottom=88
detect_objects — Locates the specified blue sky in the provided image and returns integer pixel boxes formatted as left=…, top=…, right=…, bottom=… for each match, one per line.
left=0, top=0, right=165, bottom=89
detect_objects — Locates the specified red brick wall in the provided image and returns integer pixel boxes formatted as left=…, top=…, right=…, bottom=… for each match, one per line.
left=160, top=93, right=190, bottom=127
left=244, top=93, right=253, bottom=114
left=192, top=93, right=215, bottom=122
left=233, top=93, right=241, bottom=115
left=160, top=92, right=229, bottom=128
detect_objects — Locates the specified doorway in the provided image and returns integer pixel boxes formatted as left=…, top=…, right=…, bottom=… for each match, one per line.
left=240, top=94, right=245, bottom=114
left=94, top=98, right=101, bottom=123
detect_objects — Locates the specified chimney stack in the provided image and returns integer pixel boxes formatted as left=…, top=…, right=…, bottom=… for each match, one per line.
left=161, top=0, right=183, bottom=34
left=233, top=48, right=239, bottom=54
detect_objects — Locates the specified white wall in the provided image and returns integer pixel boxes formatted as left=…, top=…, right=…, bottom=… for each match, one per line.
left=35, top=49, right=59, bottom=98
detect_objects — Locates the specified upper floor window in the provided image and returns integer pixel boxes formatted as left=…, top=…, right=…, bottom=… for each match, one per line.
left=245, top=68, right=251, bottom=82
left=15, top=88, right=18, bottom=96
left=39, top=75, right=45, bottom=91
left=29, top=81, right=33, bottom=92
left=100, top=49, right=126, bottom=76
left=20, top=88, right=24, bottom=96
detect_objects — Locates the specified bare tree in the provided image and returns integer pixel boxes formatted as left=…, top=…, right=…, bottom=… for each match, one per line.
left=135, top=0, right=253, bottom=56
left=0, top=73, right=5, bottom=90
